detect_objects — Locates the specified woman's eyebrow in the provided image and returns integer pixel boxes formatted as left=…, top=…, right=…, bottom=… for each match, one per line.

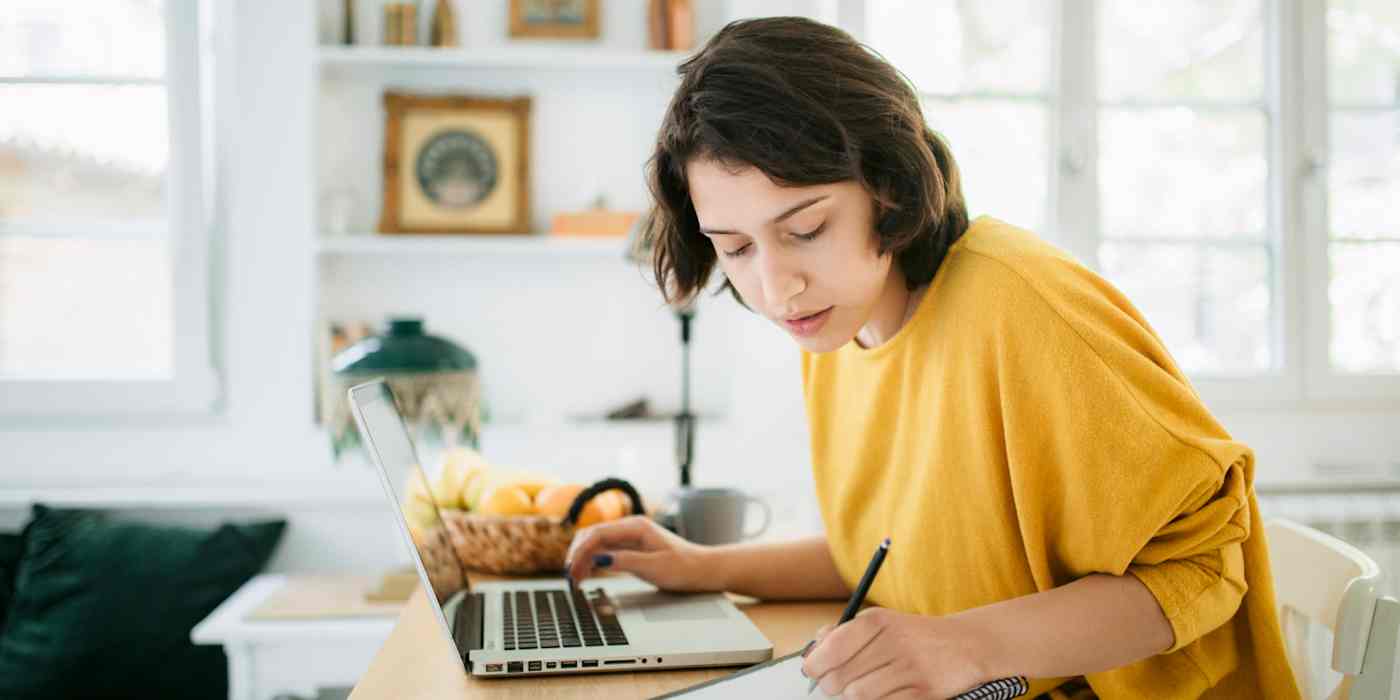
left=699, top=195, right=829, bottom=236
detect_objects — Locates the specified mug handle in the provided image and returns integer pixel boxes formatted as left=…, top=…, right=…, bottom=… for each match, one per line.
left=742, top=495, right=771, bottom=540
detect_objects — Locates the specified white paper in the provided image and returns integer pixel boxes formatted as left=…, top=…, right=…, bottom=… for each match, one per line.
left=656, top=652, right=836, bottom=699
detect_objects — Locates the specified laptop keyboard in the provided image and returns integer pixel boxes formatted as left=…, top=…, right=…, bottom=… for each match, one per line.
left=501, top=587, right=629, bottom=651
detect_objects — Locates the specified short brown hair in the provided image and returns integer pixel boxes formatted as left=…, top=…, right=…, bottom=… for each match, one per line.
left=644, top=16, right=969, bottom=307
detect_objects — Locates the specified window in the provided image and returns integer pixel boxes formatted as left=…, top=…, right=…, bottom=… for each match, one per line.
left=866, top=0, right=1051, bottom=233
left=1323, top=0, right=1399, bottom=374
left=862, top=0, right=1400, bottom=403
left=1096, top=0, right=1272, bottom=377
left=0, top=0, right=217, bottom=415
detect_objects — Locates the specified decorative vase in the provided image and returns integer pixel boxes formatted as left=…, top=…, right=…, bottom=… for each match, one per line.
left=328, top=317, right=482, bottom=459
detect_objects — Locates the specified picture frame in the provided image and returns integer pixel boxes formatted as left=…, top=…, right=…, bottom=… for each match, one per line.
left=509, top=0, right=600, bottom=40
left=379, top=92, right=532, bottom=234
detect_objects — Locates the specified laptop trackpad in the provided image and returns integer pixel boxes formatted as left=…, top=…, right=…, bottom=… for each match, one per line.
left=617, top=592, right=729, bottom=623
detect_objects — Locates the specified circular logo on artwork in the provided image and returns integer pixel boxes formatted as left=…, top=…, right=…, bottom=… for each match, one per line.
left=415, top=128, right=498, bottom=208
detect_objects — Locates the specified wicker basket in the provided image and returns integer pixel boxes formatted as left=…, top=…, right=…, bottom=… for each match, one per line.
left=436, top=477, right=646, bottom=576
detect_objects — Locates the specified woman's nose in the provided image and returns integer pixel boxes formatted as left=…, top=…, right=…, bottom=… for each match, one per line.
left=757, top=249, right=806, bottom=306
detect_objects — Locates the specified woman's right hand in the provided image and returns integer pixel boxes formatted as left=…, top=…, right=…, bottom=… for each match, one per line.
left=563, top=515, right=718, bottom=593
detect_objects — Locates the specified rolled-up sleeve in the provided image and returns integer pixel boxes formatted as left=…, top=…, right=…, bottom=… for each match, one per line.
left=1126, top=455, right=1251, bottom=652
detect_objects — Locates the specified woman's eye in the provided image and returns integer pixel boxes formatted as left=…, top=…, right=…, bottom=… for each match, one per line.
left=793, top=224, right=825, bottom=241
left=722, top=244, right=751, bottom=258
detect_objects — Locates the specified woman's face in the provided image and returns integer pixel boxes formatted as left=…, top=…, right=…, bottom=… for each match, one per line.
left=687, top=158, right=896, bottom=353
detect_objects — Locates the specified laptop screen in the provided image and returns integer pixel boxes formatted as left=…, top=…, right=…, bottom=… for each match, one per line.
left=349, top=380, right=474, bottom=631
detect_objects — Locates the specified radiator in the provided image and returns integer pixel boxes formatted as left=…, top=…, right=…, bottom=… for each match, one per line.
left=1258, top=482, right=1400, bottom=600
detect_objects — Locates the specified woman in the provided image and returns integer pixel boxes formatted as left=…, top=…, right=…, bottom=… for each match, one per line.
left=564, top=17, right=1300, bottom=699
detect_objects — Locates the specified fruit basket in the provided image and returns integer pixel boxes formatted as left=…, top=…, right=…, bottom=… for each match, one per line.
left=438, top=477, right=645, bottom=576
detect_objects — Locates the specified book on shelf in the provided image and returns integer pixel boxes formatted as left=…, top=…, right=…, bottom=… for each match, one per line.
left=648, top=0, right=695, bottom=51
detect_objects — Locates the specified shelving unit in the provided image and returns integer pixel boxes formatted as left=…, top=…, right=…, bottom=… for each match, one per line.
left=317, top=45, right=689, bottom=72
left=310, top=2, right=730, bottom=440
left=317, top=233, right=629, bottom=258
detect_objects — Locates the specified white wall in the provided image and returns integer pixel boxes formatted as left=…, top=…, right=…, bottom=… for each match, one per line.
left=1, top=0, right=1397, bottom=576
left=0, top=0, right=827, bottom=574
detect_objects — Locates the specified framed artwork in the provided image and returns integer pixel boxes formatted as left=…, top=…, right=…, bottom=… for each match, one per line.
left=379, top=92, right=532, bottom=234
left=509, top=0, right=600, bottom=39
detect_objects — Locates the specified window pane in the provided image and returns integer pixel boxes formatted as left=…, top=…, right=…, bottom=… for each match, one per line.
left=1099, top=108, right=1268, bottom=239
left=923, top=99, right=1047, bottom=232
left=1100, top=241, right=1273, bottom=373
left=1328, top=2, right=1399, bottom=373
left=1330, top=242, right=1400, bottom=373
left=0, top=236, right=172, bottom=379
left=1329, top=110, right=1400, bottom=239
left=0, top=0, right=165, bottom=78
left=865, top=0, right=1052, bottom=95
left=1327, top=0, right=1400, bottom=105
left=0, top=84, right=168, bottom=223
left=1099, top=0, right=1264, bottom=102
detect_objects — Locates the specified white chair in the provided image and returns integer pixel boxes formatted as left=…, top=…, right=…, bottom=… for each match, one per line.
left=1267, top=518, right=1400, bottom=699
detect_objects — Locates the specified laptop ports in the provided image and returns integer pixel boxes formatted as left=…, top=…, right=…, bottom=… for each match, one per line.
left=527, top=661, right=542, bottom=672
left=560, top=660, right=578, bottom=669
left=484, top=663, right=503, bottom=673
left=546, top=662, right=557, bottom=669
left=507, top=661, right=523, bottom=673
left=581, top=660, right=599, bottom=668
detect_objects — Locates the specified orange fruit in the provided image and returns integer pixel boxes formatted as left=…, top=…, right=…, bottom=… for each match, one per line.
left=476, top=484, right=536, bottom=516
left=534, top=484, right=626, bottom=526
left=534, top=483, right=587, bottom=518
left=514, top=475, right=560, bottom=499
left=576, top=490, right=625, bottom=528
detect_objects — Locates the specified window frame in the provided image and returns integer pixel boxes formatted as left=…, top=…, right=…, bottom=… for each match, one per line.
left=1062, top=0, right=1301, bottom=407
left=1296, top=0, right=1400, bottom=402
left=860, top=0, right=1399, bottom=408
left=0, top=0, right=219, bottom=416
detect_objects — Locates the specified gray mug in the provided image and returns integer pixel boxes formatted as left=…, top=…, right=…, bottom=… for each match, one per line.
left=673, top=487, right=771, bottom=545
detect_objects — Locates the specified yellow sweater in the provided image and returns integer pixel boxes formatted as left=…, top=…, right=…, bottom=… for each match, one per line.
left=802, top=217, right=1300, bottom=698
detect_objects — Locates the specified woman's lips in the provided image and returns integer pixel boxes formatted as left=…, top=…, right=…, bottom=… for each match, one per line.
left=782, top=307, right=833, bottom=336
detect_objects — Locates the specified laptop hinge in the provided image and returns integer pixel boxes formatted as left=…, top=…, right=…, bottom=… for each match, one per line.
left=454, top=592, right=486, bottom=668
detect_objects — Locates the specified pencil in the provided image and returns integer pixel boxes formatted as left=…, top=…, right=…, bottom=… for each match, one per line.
left=807, top=537, right=889, bottom=695
left=802, top=537, right=1029, bottom=699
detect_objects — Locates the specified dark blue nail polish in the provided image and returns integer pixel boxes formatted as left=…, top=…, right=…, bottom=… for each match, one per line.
left=593, top=553, right=614, bottom=567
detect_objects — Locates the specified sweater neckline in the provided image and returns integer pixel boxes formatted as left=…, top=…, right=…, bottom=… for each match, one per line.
left=843, top=216, right=987, bottom=360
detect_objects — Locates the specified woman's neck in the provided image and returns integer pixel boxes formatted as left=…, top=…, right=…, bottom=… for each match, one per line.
left=854, top=268, right=927, bottom=349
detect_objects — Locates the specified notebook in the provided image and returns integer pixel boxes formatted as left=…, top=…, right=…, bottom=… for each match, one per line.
left=652, top=650, right=1031, bottom=699
left=652, top=651, right=833, bottom=699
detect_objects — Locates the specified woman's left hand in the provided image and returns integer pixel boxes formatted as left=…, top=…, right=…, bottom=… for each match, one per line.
left=800, top=607, right=994, bottom=699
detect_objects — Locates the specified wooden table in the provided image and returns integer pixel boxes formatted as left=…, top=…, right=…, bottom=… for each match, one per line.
left=350, top=578, right=844, bottom=699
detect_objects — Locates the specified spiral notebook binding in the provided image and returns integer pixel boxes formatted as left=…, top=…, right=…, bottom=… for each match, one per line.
left=950, top=675, right=1030, bottom=700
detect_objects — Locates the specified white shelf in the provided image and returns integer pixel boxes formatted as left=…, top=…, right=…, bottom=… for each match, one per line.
left=317, top=233, right=630, bottom=257
left=317, top=45, right=689, bottom=72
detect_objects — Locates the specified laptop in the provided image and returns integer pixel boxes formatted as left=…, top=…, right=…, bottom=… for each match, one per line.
left=348, top=379, right=773, bottom=677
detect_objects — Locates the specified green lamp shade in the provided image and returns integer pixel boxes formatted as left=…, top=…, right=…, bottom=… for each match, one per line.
left=328, top=317, right=482, bottom=459
left=332, top=318, right=476, bottom=375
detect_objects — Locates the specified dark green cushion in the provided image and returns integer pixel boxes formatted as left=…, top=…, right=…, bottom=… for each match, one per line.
left=0, top=532, right=22, bottom=630
left=0, top=505, right=286, bottom=700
